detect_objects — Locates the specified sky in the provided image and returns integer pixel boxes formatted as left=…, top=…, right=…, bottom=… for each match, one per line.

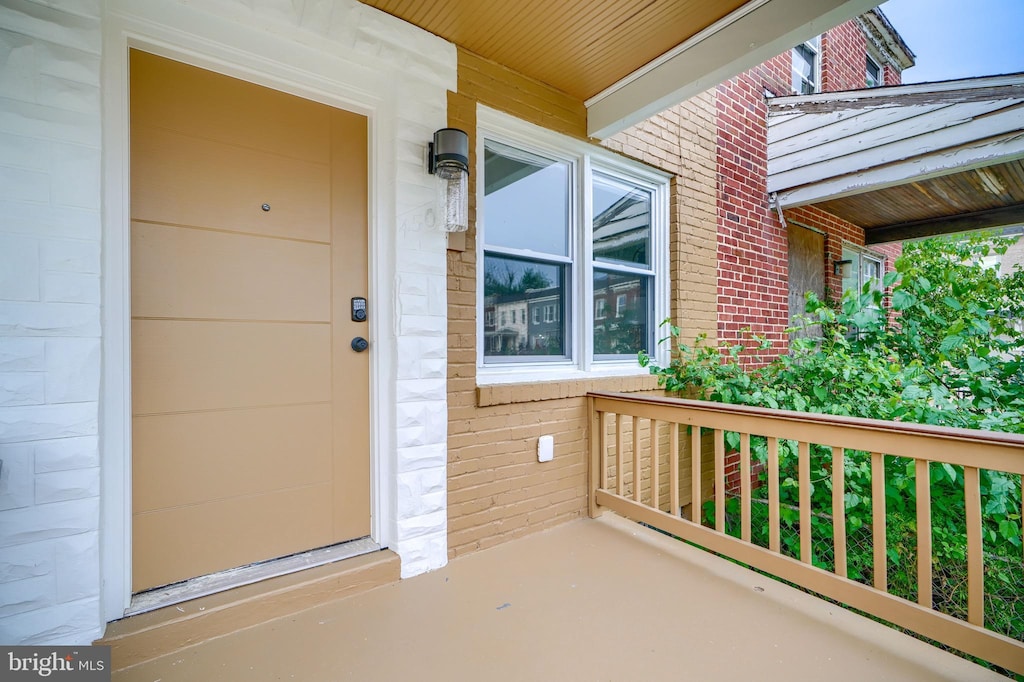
left=878, top=0, right=1024, bottom=83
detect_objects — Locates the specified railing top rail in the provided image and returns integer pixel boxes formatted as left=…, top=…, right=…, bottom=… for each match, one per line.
left=588, top=391, right=1024, bottom=449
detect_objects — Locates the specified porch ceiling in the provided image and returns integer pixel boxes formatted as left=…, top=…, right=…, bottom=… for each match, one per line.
left=115, top=514, right=1003, bottom=681
left=768, top=74, right=1024, bottom=244
left=360, top=0, right=882, bottom=138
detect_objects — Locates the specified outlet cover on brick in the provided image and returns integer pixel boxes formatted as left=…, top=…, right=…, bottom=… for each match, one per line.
left=538, top=435, right=554, bottom=463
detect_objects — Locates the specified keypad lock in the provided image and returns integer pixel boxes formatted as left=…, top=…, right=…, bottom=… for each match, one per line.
left=351, top=297, right=367, bottom=322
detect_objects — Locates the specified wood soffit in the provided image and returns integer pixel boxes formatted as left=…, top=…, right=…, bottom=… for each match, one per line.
left=830, top=159, right=1024, bottom=243
left=358, top=0, right=747, bottom=101
left=769, top=77, right=1024, bottom=243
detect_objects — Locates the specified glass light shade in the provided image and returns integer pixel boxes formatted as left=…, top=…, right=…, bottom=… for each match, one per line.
left=435, top=163, right=469, bottom=232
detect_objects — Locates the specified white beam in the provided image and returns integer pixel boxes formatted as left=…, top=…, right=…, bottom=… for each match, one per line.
left=585, top=0, right=880, bottom=139
left=775, top=134, right=1024, bottom=207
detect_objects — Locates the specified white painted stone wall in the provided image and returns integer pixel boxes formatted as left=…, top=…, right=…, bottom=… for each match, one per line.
left=0, top=0, right=104, bottom=645
left=0, top=0, right=455, bottom=644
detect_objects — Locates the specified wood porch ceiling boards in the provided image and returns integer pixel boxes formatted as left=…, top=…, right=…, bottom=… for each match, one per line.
left=358, top=0, right=746, bottom=101
left=768, top=74, right=1024, bottom=244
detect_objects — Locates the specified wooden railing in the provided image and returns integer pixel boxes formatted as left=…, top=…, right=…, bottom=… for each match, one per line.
left=588, top=391, right=1024, bottom=674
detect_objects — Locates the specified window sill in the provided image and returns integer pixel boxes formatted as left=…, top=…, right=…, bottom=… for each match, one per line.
left=475, top=368, right=660, bottom=407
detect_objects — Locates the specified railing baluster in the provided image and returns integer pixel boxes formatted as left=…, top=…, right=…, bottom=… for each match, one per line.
left=633, top=417, right=642, bottom=502
left=768, top=436, right=780, bottom=553
left=615, top=414, right=624, bottom=496
left=916, top=459, right=932, bottom=608
left=670, top=424, right=680, bottom=517
left=872, top=452, right=887, bottom=592
left=799, top=441, right=812, bottom=565
left=964, top=465, right=983, bottom=626
left=588, top=403, right=601, bottom=518
left=599, top=412, right=608, bottom=491
left=833, top=446, right=847, bottom=578
left=689, top=426, right=699, bottom=522
left=741, top=432, right=751, bottom=543
left=651, top=420, right=660, bottom=511
left=585, top=392, right=1024, bottom=673
left=714, top=429, right=725, bottom=532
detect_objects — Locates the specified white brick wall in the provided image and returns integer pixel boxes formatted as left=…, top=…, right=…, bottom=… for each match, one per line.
left=0, top=0, right=103, bottom=645
left=1, top=0, right=456, bottom=643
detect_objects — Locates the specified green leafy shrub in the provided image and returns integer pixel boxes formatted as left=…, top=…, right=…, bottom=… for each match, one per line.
left=639, top=232, right=1024, bottom=639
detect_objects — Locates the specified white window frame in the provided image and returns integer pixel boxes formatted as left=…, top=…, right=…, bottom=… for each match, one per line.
left=792, top=36, right=821, bottom=95
left=841, top=243, right=886, bottom=298
left=476, top=106, right=670, bottom=385
left=866, top=54, right=882, bottom=88
left=615, top=293, right=628, bottom=318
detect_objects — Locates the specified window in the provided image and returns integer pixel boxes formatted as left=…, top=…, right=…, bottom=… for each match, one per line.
left=478, top=108, right=669, bottom=377
left=841, top=245, right=884, bottom=299
left=866, top=55, right=882, bottom=88
left=792, top=37, right=820, bottom=94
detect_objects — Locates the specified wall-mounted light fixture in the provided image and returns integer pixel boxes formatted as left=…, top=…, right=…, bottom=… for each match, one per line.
left=833, top=259, right=853, bottom=277
left=428, top=128, right=470, bottom=233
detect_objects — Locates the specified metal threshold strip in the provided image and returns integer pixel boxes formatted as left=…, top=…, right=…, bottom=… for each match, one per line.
left=125, top=536, right=380, bottom=617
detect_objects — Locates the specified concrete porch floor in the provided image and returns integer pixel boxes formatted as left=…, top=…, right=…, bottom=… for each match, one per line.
left=115, top=514, right=1006, bottom=681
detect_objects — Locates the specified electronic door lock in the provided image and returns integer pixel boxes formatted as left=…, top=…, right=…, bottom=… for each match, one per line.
left=351, top=297, right=367, bottom=322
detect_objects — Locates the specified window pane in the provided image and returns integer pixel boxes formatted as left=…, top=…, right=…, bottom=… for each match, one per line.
left=483, top=140, right=569, bottom=256
left=484, top=254, right=566, bottom=359
left=593, top=173, right=651, bottom=267
left=866, top=57, right=881, bottom=87
left=863, top=257, right=883, bottom=292
left=793, top=43, right=817, bottom=94
left=593, top=270, right=650, bottom=356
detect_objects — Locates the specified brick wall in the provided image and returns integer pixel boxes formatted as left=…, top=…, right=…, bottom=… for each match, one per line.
left=783, top=205, right=902, bottom=302
left=0, top=0, right=104, bottom=645
left=883, top=64, right=903, bottom=86
left=445, top=49, right=720, bottom=558
left=715, top=54, right=792, bottom=366
left=447, top=49, right=597, bottom=559
left=603, top=91, right=720, bottom=345
left=713, top=17, right=906, bottom=366
left=821, top=21, right=870, bottom=91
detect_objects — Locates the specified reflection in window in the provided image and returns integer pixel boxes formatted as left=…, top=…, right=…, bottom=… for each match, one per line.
left=792, top=38, right=820, bottom=94
left=592, top=172, right=655, bottom=357
left=594, top=271, right=650, bottom=356
left=483, top=255, right=566, bottom=358
left=593, top=173, right=651, bottom=267
left=479, top=127, right=665, bottom=370
left=483, top=140, right=569, bottom=256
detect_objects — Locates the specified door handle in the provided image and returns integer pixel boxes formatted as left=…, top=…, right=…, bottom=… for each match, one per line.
left=351, top=337, right=369, bottom=352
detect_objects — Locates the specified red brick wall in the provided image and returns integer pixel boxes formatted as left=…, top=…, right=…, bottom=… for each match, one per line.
left=715, top=54, right=792, bottom=366
left=821, top=21, right=869, bottom=91
left=714, top=18, right=905, bottom=366
left=784, top=205, right=902, bottom=302
left=883, top=63, right=903, bottom=86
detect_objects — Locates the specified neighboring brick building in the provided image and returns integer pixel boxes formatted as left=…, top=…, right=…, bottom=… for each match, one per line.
left=711, top=9, right=914, bottom=365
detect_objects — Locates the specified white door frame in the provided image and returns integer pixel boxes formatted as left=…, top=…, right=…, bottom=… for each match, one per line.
left=99, top=3, right=407, bottom=622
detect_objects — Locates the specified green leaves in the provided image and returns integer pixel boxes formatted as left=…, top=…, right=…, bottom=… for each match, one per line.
left=640, top=232, right=1024, bottom=596
left=891, top=289, right=916, bottom=311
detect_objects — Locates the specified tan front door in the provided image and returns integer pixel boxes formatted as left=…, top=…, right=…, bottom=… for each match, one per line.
left=129, top=50, right=370, bottom=592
